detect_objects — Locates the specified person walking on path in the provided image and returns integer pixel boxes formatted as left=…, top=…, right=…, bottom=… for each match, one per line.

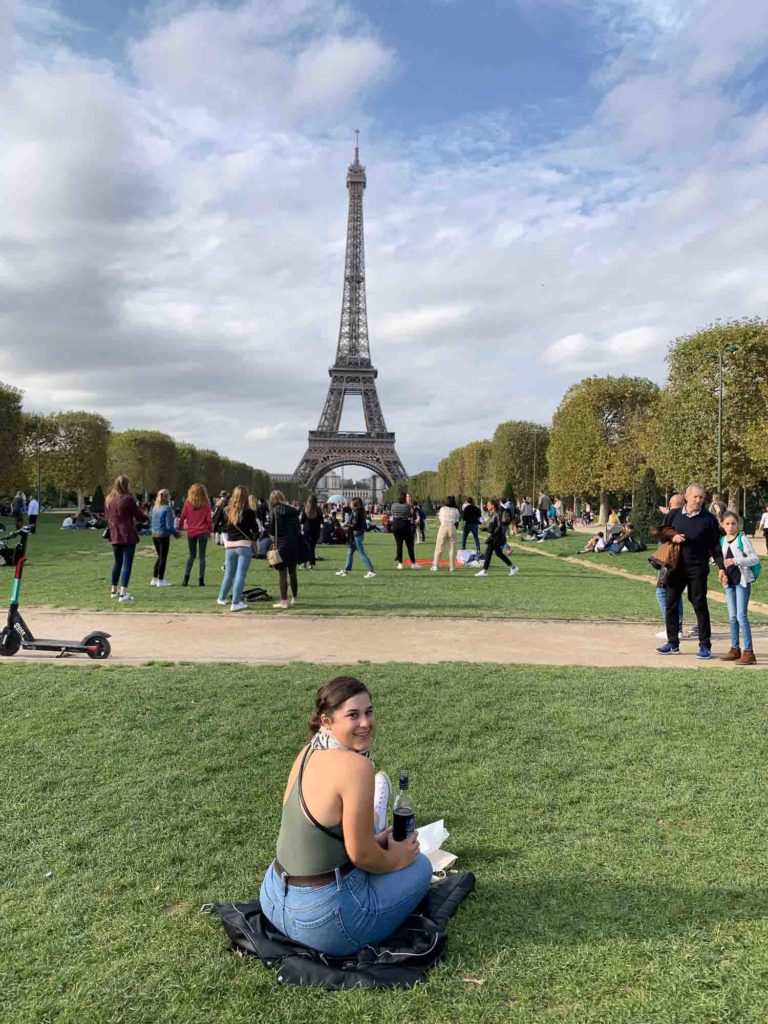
left=268, top=489, right=304, bottom=608
left=390, top=492, right=419, bottom=569
left=300, top=495, right=322, bottom=569
left=461, top=497, right=482, bottom=551
left=719, top=511, right=759, bottom=665
left=431, top=496, right=459, bottom=572
left=336, top=498, right=376, bottom=579
left=179, top=483, right=213, bottom=587
left=106, top=475, right=144, bottom=603
left=215, top=485, right=259, bottom=612
left=657, top=483, right=726, bottom=659
left=150, top=489, right=180, bottom=587
left=27, top=495, right=39, bottom=533
left=475, top=498, right=519, bottom=577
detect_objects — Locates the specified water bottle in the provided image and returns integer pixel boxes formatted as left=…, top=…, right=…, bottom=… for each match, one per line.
left=392, top=770, right=415, bottom=841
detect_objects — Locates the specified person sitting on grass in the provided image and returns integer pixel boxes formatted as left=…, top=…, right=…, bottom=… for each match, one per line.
left=475, top=498, right=519, bottom=577
left=606, top=522, right=640, bottom=555
left=259, top=676, right=431, bottom=957
left=580, top=531, right=606, bottom=553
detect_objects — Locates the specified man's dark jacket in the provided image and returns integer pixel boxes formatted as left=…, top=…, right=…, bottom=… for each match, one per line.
left=662, top=507, right=724, bottom=570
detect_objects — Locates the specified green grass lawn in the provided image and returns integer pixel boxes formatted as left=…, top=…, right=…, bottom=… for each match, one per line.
left=4, top=660, right=768, bottom=1022
left=1, top=515, right=756, bottom=624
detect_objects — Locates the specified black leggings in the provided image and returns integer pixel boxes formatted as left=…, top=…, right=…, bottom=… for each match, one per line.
left=278, top=564, right=298, bottom=601
left=152, top=536, right=170, bottom=580
left=393, top=525, right=416, bottom=564
left=185, top=534, right=208, bottom=579
left=483, top=538, right=512, bottom=571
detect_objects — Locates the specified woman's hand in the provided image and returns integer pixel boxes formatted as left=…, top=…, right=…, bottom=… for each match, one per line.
left=387, top=832, right=420, bottom=869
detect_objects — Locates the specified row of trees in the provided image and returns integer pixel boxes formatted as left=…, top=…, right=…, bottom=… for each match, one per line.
left=391, top=319, right=768, bottom=522
left=1, top=387, right=273, bottom=507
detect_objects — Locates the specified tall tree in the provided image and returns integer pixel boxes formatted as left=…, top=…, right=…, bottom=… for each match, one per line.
left=649, top=319, right=768, bottom=494
left=108, top=430, right=176, bottom=498
left=22, top=412, right=60, bottom=498
left=47, top=411, right=110, bottom=508
left=548, top=375, right=659, bottom=522
left=490, top=420, right=549, bottom=501
left=0, top=381, right=25, bottom=494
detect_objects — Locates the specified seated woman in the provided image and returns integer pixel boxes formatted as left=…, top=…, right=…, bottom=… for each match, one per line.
left=580, top=531, right=606, bottom=552
left=260, top=676, right=432, bottom=956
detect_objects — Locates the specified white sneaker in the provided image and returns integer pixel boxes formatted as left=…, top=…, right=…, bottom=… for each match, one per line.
left=449, top=567, right=455, bottom=572
left=216, top=598, right=228, bottom=606
left=272, top=600, right=289, bottom=609
left=335, top=569, right=347, bottom=576
left=509, top=566, right=519, bottom=576
left=118, top=593, right=135, bottom=603
left=410, top=563, right=421, bottom=569
left=150, top=578, right=158, bottom=586
left=474, top=569, right=488, bottom=577
left=430, top=565, right=438, bottom=572
left=290, top=596, right=298, bottom=605
left=157, top=579, right=172, bottom=587
left=373, top=771, right=391, bottom=834
left=110, top=590, right=118, bottom=598
left=230, top=602, right=248, bottom=612
left=364, top=571, right=377, bottom=579
left=655, top=630, right=667, bottom=639
left=396, top=562, right=403, bottom=570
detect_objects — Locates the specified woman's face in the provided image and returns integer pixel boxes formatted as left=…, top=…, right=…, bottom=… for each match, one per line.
left=723, top=516, right=738, bottom=536
left=323, top=692, right=375, bottom=753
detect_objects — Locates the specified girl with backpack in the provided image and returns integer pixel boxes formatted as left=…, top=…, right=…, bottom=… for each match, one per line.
left=720, top=510, right=760, bottom=665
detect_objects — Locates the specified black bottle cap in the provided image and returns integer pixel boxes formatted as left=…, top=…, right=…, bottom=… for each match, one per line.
left=399, top=771, right=409, bottom=789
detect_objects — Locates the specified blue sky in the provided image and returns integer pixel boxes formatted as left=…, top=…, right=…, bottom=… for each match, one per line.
left=1, top=0, right=768, bottom=475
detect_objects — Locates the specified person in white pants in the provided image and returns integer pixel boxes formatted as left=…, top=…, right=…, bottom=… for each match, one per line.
left=431, top=496, right=460, bottom=572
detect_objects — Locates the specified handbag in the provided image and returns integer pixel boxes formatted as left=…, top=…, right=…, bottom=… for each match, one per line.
left=267, top=510, right=283, bottom=567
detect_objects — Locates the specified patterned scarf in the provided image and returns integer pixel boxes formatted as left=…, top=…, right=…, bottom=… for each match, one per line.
left=309, top=726, right=373, bottom=761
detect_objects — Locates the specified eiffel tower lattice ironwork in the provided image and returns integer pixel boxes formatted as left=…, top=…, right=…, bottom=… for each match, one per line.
left=294, top=137, right=407, bottom=491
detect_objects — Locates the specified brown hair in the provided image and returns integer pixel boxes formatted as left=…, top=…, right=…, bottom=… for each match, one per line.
left=270, top=489, right=287, bottom=506
left=304, top=495, right=319, bottom=518
left=308, top=676, right=371, bottom=736
left=106, top=475, right=131, bottom=508
left=225, top=485, right=248, bottom=526
left=186, top=482, right=209, bottom=509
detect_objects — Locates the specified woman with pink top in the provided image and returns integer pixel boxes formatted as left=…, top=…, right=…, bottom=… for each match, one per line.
left=179, top=482, right=213, bottom=587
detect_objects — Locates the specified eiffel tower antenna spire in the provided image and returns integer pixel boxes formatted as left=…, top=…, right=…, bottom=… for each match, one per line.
left=293, top=142, right=407, bottom=493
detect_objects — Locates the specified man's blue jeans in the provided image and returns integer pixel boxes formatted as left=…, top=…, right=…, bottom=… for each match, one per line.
left=656, top=586, right=683, bottom=631
left=218, top=545, right=252, bottom=605
left=462, top=524, right=480, bottom=551
left=725, top=583, right=753, bottom=650
left=344, top=534, right=375, bottom=572
left=260, top=855, right=433, bottom=956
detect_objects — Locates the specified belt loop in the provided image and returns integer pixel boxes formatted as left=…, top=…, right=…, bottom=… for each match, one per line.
left=334, top=866, right=343, bottom=892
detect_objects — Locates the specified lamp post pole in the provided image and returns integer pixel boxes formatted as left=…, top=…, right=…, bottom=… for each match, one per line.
left=717, top=347, right=723, bottom=496
left=532, top=428, right=538, bottom=498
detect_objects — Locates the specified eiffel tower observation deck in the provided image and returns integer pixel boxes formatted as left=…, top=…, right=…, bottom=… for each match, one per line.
left=293, top=137, right=408, bottom=491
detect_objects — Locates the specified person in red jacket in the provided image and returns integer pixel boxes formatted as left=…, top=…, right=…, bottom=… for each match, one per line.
left=179, top=482, right=213, bottom=586
left=106, top=475, right=145, bottom=603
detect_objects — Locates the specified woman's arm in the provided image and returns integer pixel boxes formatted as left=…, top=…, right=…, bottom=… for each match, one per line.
left=179, top=502, right=189, bottom=532
left=340, top=756, right=420, bottom=874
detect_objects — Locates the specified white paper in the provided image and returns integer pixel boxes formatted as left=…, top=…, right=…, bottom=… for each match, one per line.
left=415, top=819, right=449, bottom=854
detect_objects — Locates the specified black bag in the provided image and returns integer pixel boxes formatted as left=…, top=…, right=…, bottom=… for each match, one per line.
left=102, top=527, right=110, bottom=541
left=206, top=871, right=475, bottom=990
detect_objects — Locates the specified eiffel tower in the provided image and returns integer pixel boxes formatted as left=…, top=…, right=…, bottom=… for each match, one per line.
left=294, top=137, right=407, bottom=492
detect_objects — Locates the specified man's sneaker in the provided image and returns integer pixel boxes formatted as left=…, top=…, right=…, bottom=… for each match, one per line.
left=697, top=646, right=712, bottom=660
left=157, top=579, right=172, bottom=587
left=509, top=566, right=519, bottom=576
left=430, top=565, right=438, bottom=572
left=272, top=600, right=289, bottom=609
left=396, top=562, right=403, bottom=570
left=475, top=569, right=488, bottom=577
left=364, top=571, right=377, bottom=579
left=335, top=569, right=347, bottom=576
left=150, top=578, right=158, bottom=586
left=655, top=630, right=668, bottom=639
left=373, top=771, right=391, bottom=834
left=118, top=593, right=135, bottom=603
left=656, top=642, right=680, bottom=655
left=216, top=598, right=228, bottom=606
left=230, top=602, right=248, bottom=612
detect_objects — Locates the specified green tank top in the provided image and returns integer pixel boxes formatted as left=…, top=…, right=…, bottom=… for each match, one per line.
left=275, top=749, right=349, bottom=876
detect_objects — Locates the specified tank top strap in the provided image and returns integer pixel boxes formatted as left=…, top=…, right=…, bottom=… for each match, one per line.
left=297, top=746, right=345, bottom=845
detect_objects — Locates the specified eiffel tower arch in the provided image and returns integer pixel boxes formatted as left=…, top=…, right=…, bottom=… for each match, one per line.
left=294, top=138, right=407, bottom=493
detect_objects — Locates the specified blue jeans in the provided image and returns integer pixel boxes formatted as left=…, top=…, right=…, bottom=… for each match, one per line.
left=344, top=534, right=374, bottom=573
left=259, top=855, right=433, bottom=956
left=725, top=584, right=752, bottom=651
left=462, top=523, right=480, bottom=550
left=111, top=544, right=136, bottom=588
left=218, top=546, right=252, bottom=604
left=656, top=586, right=683, bottom=631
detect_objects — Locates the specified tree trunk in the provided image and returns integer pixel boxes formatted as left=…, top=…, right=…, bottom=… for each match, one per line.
left=598, top=491, right=608, bottom=525
left=77, top=489, right=84, bottom=510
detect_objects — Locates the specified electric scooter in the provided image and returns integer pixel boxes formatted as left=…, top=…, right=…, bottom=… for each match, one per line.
left=0, top=528, right=111, bottom=659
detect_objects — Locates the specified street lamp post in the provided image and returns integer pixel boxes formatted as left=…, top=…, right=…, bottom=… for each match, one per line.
left=713, top=344, right=739, bottom=495
left=531, top=428, right=538, bottom=498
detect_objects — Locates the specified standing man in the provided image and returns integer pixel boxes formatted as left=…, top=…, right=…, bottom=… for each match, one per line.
left=537, top=490, right=550, bottom=529
left=27, top=494, right=40, bottom=533
left=461, top=497, right=482, bottom=552
left=11, top=491, right=26, bottom=530
left=390, top=491, right=419, bottom=569
left=657, top=483, right=726, bottom=659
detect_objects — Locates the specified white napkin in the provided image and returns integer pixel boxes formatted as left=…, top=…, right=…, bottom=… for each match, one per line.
left=415, top=819, right=457, bottom=875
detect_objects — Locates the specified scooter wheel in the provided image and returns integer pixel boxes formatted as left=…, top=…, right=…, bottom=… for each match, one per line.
left=0, top=627, right=21, bottom=657
left=84, top=634, right=111, bottom=660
